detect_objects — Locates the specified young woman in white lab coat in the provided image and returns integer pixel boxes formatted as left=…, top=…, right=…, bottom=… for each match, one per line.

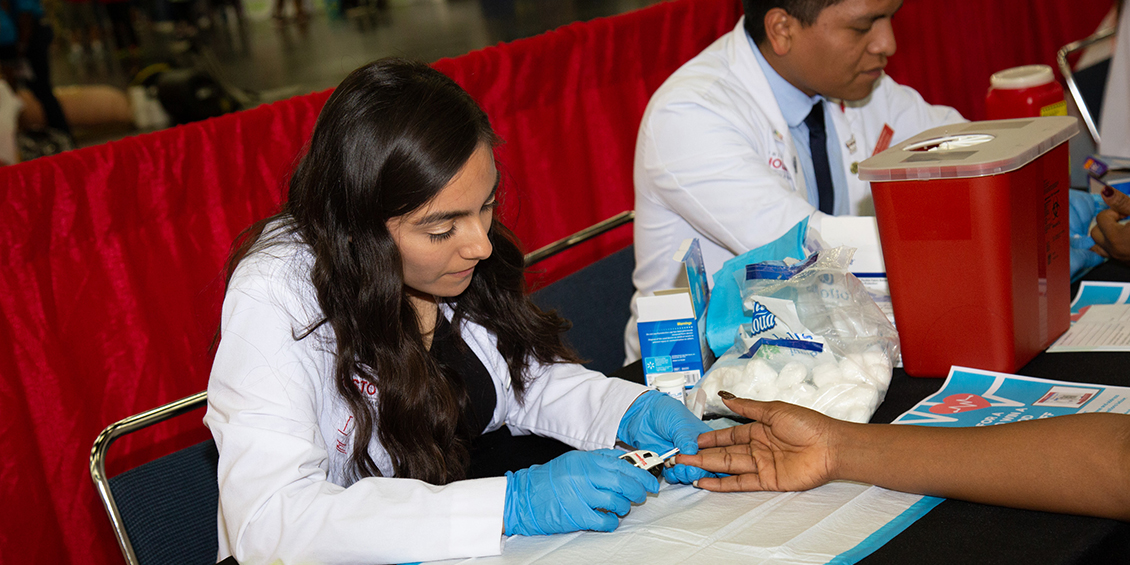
left=205, top=58, right=711, bottom=564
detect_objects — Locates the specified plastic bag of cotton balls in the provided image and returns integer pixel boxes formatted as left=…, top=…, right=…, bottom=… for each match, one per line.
left=738, top=247, right=899, bottom=364
left=687, top=246, right=900, bottom=423
left=690, top=345, right=891, bottom=423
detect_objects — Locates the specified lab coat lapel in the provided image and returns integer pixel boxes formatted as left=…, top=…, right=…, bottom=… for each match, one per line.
left=728, top=17, right=806, bottom=198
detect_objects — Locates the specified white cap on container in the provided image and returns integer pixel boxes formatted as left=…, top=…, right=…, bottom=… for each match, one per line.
left=990, top=64, right=1054, bottom=90
left=653, top=373, right=685, bottom=389
left=857, top=116, right=1078, bottom=181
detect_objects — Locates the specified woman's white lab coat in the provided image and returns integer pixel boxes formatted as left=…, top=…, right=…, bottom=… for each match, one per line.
left=205, top=235, right=646, bottom=564
left=625, top=18, right=964, bottom=361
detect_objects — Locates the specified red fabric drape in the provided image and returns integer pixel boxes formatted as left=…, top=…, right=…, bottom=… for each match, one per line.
left=886, top=0, right=1113, bottom=120
left=0, top=0, right=1112, bottom=563
left=434, top=0, right=744, bottom=289
left=0, top=90, right=331, bottom=563
left=0, top=2, right=743, bottom=563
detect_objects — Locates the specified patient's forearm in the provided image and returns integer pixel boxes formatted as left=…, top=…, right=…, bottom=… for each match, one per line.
left=831, top=413, right=1130, bottom=521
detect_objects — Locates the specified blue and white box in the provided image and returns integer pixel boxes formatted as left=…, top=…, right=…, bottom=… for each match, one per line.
left=638, top=239, right=714, bottom=389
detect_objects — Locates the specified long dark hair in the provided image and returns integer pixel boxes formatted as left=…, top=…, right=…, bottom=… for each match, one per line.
left=225, top=58, right=579, bottom=484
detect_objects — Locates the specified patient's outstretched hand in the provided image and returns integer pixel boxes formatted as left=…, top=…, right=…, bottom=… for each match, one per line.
left=676, top=392, right=841, bottom=493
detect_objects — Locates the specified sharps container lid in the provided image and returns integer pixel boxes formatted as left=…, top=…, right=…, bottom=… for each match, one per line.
left=990, top=64, right=1055, bottom=90
left=857, top=117, right=1077, bottom=182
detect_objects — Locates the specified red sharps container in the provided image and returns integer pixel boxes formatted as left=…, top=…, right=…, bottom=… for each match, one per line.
left=858, top=117, right=1077, bottom=377
left=985, top=64, right=1067, bottom=120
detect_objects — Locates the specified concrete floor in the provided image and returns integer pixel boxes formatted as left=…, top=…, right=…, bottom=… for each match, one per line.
left=47, top=0, right=664, bottom=147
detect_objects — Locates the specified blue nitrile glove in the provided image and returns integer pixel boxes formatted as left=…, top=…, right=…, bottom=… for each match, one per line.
left=617, top=390, right=714, bottom=484
left=1069, top=189, right=1107, bottom=281
left=503, top=449, right=659, bottom=536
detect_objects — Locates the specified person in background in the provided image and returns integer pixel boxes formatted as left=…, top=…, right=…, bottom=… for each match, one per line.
left=205, top=58, right=712, bottom=564
left=0, top=0, right=73, bottom=141
left=1090, top=183, right=1130, bottom=263
left=99, top=0, right=139, bottom=56
left=272, top=0, right=306, bottom=24
left=57, top=0, right=106, bottom=69
left=624, top=0, right=963, bottom=362
left=678, top=391, right=1130, bottom=522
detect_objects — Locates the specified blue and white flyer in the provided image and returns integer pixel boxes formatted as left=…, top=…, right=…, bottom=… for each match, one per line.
left=892, top=366, right=1130, bottom=427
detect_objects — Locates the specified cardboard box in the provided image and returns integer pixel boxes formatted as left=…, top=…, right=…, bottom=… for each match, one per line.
left=637, top=239, right=714, bottom=388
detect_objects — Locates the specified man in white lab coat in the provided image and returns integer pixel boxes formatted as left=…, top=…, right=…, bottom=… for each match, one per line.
left=625, top=0, right=964, bottom=362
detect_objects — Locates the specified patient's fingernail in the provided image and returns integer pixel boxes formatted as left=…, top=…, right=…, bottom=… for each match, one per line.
left=693, top=480, right=699, bottom=488
left=1103, top=186, right=1115, bottom=198
left=718, top=390, right=736, bottom=400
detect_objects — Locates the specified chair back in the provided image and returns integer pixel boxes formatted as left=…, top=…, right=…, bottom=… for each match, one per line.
left=1059, top=27, right=1116, bottom=144
left=90, top=392, right=217, bottom=565
left=108, top=440, right=220, bottom=565
left=532, top=246, right=636, bottom=375
left=526, top=212, right=636, bottom=374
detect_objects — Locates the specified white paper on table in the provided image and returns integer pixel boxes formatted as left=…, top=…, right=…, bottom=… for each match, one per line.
left=1069, top=281, right=1130, bottom=323
left=1049, top=304, right=1130, bottom=352
left=427, top=481, right=937, bottom=565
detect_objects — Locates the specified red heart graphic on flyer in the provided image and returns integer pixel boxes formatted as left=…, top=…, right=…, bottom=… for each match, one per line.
left=929, top=393, right=991, bottom=414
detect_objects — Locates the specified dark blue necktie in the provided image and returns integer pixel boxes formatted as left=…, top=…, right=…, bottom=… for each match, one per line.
left=804, top=104, right=835, bottom=215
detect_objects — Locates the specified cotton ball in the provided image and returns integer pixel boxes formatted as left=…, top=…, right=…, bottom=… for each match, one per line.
left=842, top=406, right=872, bottom=423
left=863, top=364, right=891, bottom=388
left=699, top=370, right=723, bottom=400
left=838, top=356, right=872, bottom=385
left=715, top=365, right=742, bottom=390
left=856, top=384, right=881, bottom=412
left=811, top=362, right=844, bottom=389
left=810, top=383, right=855, bottom=413
left=729, top=371, right=760, bottom=399
left=824, top=385, right=881, bottom=422
left=750, top=380, right=779, bottom=401
left=743, top=358, right=778, bottom=386
left=780, top=383, right=818, bottom=408
left=861, top=351, right=891, bottom=372
left=824, top=403, right=852, bottom=421
left=776, top=361, right=808, bottom=389
left=861, top=351, right=893, bottom=387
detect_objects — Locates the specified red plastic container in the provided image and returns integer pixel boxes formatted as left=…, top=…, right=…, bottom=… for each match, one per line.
left=986, top=65, right=1066, bottom=119
left=858, top=118, right=1077, bottom=377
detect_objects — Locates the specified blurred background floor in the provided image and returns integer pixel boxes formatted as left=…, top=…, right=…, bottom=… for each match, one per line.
left=39, top=0, right=665, bottom=150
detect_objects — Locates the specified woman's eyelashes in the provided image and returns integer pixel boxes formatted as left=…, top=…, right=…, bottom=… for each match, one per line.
left=426, top=200, right=497, bottom=242
left=429, top=225, right=456, bottom=242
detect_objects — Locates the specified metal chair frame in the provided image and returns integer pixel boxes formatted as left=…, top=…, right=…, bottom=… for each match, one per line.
left=1058, top=27, right=1116, bottom=145
left=523, top=210, right=634, bottom=266
left=90, top=391, right=209, bottom=565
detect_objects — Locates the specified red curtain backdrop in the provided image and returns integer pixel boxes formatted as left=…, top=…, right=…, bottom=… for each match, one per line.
left=433, top=0, right=744, bottom=289
left=886, top=0, right=1113, bottom=121
left=0, top=90, right=331, bottom=564
left=0, top=0, right=1111, bottom=563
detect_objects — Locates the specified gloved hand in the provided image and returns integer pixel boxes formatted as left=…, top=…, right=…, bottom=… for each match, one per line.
left=1069, top=189, right=1107, bottom=281
left=617, top=390, right=714, bottom=484
left=503, top=449, right=658, bottom=536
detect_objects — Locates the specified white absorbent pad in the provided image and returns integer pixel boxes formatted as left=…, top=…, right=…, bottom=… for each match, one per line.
left=428, top=481, right=941, bottom=565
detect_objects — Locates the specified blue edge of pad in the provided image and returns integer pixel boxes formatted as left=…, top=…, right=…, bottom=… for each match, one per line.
left=827, top=496, right=945, bottom=565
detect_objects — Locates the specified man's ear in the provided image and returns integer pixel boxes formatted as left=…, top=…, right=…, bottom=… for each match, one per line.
left=763, top=7, right=794, bottom=56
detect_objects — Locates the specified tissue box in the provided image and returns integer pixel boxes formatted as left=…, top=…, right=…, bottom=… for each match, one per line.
left=638, top=239, right=714, bottom=388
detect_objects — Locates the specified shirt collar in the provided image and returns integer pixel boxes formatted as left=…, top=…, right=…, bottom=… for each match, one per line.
left=747, top=32, right=824, bottom=129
